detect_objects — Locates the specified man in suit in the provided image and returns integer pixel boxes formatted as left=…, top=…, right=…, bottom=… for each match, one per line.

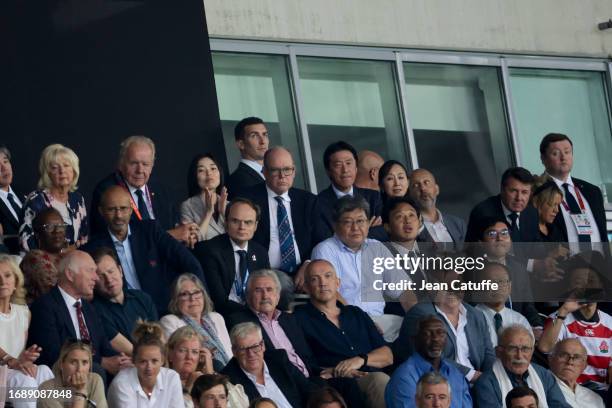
left=221, top=322, right=319, bottom=408
left=238, top=147, right=317, bottom=286
left=84, top=185, right=204, bottom=314
left=0, top=146, right=24, bottom=254
left=540, top=133, right=608, bottom=243
left=27, top=250, right=130, bottom=375
left=226, top=117, right=269, bottom=199
left=466, top=167, right=539, bottom=244
left=316, top=141, right=386, bottom=242
left=409, top=168, right=466, bottom=247
left=355, top=150, right=384, bottom=191
left=89, top=135, right=197, bottom=244
left=192, top=198, right=270, bottom=315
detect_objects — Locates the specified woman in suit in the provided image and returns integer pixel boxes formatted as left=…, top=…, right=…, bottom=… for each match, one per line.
left=378, top=160, right=410, bottom=205
left=19, top=144, right=88, bottom=251
left=180, top=153, right=228, bottom=242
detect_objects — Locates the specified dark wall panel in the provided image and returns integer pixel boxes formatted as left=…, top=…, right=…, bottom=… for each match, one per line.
left=1, top=0, right=224, bottom=208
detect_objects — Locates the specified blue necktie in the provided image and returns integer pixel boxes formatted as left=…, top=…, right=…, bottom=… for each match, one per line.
left=135, top=189, right=151, bottom=220
left=275, top=196, right=297, bottom=273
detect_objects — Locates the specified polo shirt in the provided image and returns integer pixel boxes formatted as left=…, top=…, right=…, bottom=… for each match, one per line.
left=92, top=289, right=158, bottom=340
left=293, top=301, right=387, bottom=371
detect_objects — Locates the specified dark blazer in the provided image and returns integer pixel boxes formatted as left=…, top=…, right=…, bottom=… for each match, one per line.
left=417, top=212, right=467, bottom=246
left=315, top=185, right=387, bottom=242
left=89, top=172, right=176, bottom=235
left=553, top=177, right=608, bottom=242
left=192, top=233, right=269, bottom=315
left=394, top=301, right=495, bottom=376
left=27, top=286, right=116, bottom=367
left=506, top=256, right=544, bottom=327
left=0, top=188, right=24, bottom=253
left=465, top=195, right=540, bottom=243
left=221, top=349, right=319, bottom=408
left=82, top=220, right=204, bottom=314
left=226, top=308, right=321, bottom=375
left=227, top=162, right=265, bottom=199
left=237, top=184, right=318, bottom=265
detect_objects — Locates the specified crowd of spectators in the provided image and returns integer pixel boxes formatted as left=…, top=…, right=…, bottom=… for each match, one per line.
left=0, top=117, right=611, bottom=408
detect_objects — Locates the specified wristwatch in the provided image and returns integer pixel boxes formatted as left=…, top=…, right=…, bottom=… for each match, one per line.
left=358, top=353, right=368, bottom=368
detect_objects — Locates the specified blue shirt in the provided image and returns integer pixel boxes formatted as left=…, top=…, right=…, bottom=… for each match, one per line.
left=109, top=226, right=141, bottom=289
left=293, top=302, right=387, bottom=371
left=385, top=352, right=472, bottom=408
left=474, top=363, right=571, bottom=408
left=92, top=289, right=158, bottom=341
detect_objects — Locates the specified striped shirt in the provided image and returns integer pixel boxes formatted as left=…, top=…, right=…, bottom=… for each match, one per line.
left=546, top=310, right=612, bottom=390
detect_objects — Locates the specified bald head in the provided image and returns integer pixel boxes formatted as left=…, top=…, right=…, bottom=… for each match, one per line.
left=355, top=150, right=384, bottom=190
left=305, top=259, right=339, bottom=305
left=58, top=250, right=98, bottom=299
left=99, top=185, right=133, bottom=238
left=263, top=147, right=296, bottom=195
left=408, top=168, right=440, bottom=211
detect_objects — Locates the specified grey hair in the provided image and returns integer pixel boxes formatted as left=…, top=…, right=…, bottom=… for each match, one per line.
left=415, top=372, right=451, bottom=400
left=498, top=324, right=535, bottom=347
left=0, top=146, right=11, bottom=161
left=551, top=338, right=587, bottom=357
left=247, top=269, right=282, bottom=294
left=118, top=135, right=156, bottom=165
left=332, top=195, right=370, bottom=223
left=168, top=273, right=214, bottom=316
left=230, top=322, right=262, bottom=347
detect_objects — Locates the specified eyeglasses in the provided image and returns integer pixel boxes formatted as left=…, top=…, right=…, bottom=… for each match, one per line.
left=103, top=206, right=131, bottom=214
left=491, top=279, right=511, bottom=286
left=485, top=229, right=510, bottom=239
left=554, top=352, right=586, bottom=363
left=234, top=340, right=264, bottom=355
left=178, top=290, right=203, bottom=301
left=41, top=223, right=69, bottom=233
left=502, top=345, right=533, bottom=354
left=338, top=218, right=368, bottom=228
left=228, top=218, right=256, bottom=227
left=267, top=166, right=295, bottom=177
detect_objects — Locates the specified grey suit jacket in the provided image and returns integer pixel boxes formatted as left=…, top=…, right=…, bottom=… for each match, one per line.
left=179, top=195, right=225, bottom=241
left=418, top=211, right=467, bottom=249
left=394, top=301, right=495, bottom=376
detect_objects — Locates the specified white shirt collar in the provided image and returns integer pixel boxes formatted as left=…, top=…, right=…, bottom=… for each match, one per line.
left=548, top=172, right=573, bottom=187
left=332, top=184, right=353, bottom=198
left=0, top=186, right=17, bottom=200
left=109, top=225, right=131, bottom=243
left=58, top=285, right=80, bottom=307
left=240, top=159, right=264, bottom=178
left=500, top=202, right=518, bottom=218
left=266, top=185, right=291, bottom=202
left=230, top=237, right=249, bottom=252
left=242, top=362, right=269, bottom=385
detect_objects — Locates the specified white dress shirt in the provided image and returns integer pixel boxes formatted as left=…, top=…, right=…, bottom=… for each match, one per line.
left=127, top=184, right=155, bottom=220
left=0, top=187, right=22, bottom=222
left=423, top=210, right=454, bottom=243
left=228, top=239, right=249, bottom=303
left=108, top=366, right=183, bottom=408
left=240, top=159, right=265, bottom=180
left=554, top=375, right=605, bottom=408
left=332, top=184, right=354, bottom=198
left=266, top=186, right=301, bottom=269
left=475, top=304, right=533, bottom=346
left=436, top=304, right=476, bottom=380
left=57, top=286, right=86, bottom=339
left=550, top=174, right=601, bottom=243
left=242, top=363, right=293, bottom=408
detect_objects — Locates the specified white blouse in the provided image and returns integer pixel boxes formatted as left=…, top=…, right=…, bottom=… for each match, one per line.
left=107, top=367, right=183, bottom=408
left=0, top=303, right=29, bottom=357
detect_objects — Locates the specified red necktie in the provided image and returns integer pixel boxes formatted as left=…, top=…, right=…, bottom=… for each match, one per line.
left=73, top=301, right=91, bottom=342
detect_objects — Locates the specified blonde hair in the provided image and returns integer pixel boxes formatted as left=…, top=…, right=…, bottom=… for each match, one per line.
left=54, top=340, right=93, bottom=379
left=168, top=274, right=214, bottom=316
left=532, top=175, right=563, bottom=210
left=0, top=254, right=26, bottom=305
left=166, top=326, right=204, bottom=369
left=38, top=144, right=80, bottom=191
left=132, top=320, right=166, bottom=360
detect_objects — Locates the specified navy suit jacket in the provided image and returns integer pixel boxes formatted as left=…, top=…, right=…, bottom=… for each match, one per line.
left=89, top=172, right=176, bottom=236
left=236, top=184, right=318, bottom=266
left=221, top=349, right=319, bottom=408
left=316, top=185, right=387, bottom=242
left=227, top=162, right=265, bottom=200
left=192, top=233, right=270, bottom=315
left=28, top=286, right=116, bottom=367
left=394, top=302, right=495, bottom=376
left=82, top=220, right=204, bottom=314
left=465, top=195, right=540, bottom=243
left=553, top=177, right=608, bottom=242
left=0, top=187, right=24, bottom=254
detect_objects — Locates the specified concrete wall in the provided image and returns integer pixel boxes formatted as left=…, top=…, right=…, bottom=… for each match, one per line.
left=204, top=0, right=612, bottom=57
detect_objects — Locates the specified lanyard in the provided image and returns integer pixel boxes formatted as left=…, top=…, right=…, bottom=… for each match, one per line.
left=116, top=174, right=152, bottom=221
left=234, top=269, right=249, bottom=299
left=561, top=185, right=586, bottom=213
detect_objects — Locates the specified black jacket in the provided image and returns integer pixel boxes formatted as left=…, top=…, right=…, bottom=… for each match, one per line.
left=227, top=162, right=265, bottom=200
left=192, top=233, right=270, bottom=315
left=0, top=187, right=24, bottom=253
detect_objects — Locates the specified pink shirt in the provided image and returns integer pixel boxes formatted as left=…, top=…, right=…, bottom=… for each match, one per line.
left=256, top=310, right=310, bottom=377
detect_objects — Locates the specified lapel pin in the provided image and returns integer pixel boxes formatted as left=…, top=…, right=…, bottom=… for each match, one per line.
left=251, top=254, right=257, bottom=262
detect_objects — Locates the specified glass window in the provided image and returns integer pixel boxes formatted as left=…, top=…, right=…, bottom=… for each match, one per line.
left=211, top=52, right=306, bottom=189
left=403, top=63, right=513, bottom=218
left=509, top=68, right=612, bottom=201
left=297, top=57, right=407, bottom=191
